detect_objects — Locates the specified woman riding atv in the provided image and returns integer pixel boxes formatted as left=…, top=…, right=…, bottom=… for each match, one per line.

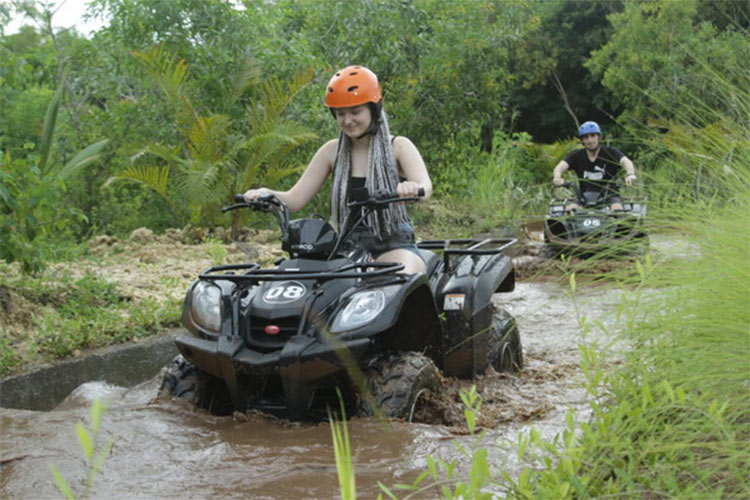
left=552, top=121, right=637, bottom=211
left=243, top=65, right=432, bottom=274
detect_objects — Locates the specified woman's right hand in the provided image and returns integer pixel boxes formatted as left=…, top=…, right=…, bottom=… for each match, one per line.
left=242, top=187, right=272, bottom=203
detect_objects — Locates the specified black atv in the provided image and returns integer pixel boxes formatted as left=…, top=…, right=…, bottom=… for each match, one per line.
left=543, top=181, right=648, bottom=257
left=159, top=188, right=522, bottom=421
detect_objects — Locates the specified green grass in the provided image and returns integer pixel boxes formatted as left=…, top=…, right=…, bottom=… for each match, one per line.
left=0, top=270, right=181, bottom=376
left=510, top=195, right=749, bottom=499
left=503, top=52, right=750, bottom=497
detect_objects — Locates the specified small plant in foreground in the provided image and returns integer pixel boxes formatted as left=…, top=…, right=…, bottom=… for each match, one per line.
left=49, top=398, right=113, bottom=500
left=329, top=392, right=356, bottom=500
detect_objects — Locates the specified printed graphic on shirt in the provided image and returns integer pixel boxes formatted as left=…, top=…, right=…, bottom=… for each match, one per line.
left=583, top=166, right=606, bottom=180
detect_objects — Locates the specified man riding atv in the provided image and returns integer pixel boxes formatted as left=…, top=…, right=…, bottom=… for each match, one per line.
left=552, top=121, right=637, bottom=212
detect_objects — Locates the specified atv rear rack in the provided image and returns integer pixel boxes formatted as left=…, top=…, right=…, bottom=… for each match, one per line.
left=198, top=261, right=404, bottom=284
left=418, top=238, right=518, bottom=272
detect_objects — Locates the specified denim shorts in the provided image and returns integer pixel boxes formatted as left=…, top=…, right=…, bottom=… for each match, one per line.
left=348, top=222, right=425, bottom=263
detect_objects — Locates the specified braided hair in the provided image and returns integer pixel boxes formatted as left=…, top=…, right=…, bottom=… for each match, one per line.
left=330, top=109, right=409, bottom=239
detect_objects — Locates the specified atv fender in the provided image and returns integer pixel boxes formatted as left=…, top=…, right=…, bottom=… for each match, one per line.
left=336, top=273, right=443, bottom=370
left=174, top=332, right=245, bottom=408
left=437, top=252, right=515, bottom=378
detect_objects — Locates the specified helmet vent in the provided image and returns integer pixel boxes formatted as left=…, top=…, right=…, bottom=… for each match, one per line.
left=347, top=86, right=359, bottom=92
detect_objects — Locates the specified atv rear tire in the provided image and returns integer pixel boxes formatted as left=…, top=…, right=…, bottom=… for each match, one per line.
left=360, top=352, right=441, bottom=421
left=541, top=243, right=561, bottom=259
left=487, top=308, right=523, bottom=372
left=158, top=355, right=233, bottom=415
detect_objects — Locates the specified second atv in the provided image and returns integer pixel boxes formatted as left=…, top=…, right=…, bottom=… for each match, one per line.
left=159, top=188, right=522, bottom=421
left=543, top=181, right=648, bottom=257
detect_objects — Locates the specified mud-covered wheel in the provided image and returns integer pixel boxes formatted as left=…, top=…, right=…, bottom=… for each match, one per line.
left=158, top=355, right=233, bottom=415
left=540, top=244, right=560, bottom=259
left=487, top=308, right=523, bottom=372
left=540, top=231, right=561, bottom=259
left=359, top=352, right=441, bottom=421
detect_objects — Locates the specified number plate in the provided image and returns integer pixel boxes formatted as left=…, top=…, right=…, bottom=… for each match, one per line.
left=582, top=218, right=601, bottom=228
left=262, top=281, right=307, bottom=304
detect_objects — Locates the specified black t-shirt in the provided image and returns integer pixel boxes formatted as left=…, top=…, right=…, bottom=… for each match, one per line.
left=564, top=146, right=625, bottom=193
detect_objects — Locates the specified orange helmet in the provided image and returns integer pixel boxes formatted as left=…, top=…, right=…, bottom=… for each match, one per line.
left=325, top=65, right=382, bottom=108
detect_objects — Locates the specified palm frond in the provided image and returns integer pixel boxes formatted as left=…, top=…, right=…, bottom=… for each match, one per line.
left=39, top=82, right=64, bottom=176
left=224, top=56, right=263, bottom=109
left=132, top=46, right=189, bottom=101
left=186, top=114, right=232, bottom=161
left=103, top=165, right=171, bottom=198
left=132, top=47, right=197, bottom=130
left=246, top=68, right=314, bottom=135
left=58, top=140, right=109, bottom=180
left=129, top=143, right=181, bottom=165
left=176, top=160, right=224, bottom=201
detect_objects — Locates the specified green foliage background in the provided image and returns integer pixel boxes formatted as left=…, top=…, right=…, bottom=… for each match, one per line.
left=1, top=1, right=748, bottom=497
left=2, top=0, right=746, bottom=257
left=0, top=0, right=746, bottom=249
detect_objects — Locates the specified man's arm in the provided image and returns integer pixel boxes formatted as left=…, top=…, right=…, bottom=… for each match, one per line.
left=620, top=156, right=636, bottom=186
left=552, top=160, right=570, bottom=186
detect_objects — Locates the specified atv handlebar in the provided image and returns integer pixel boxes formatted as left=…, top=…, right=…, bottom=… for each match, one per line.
left=554, top=180, right=628, bottom=207
left=225, top=193, right=281, bottom=212
left=224, top=187, right=424, bottom=261
left=346, top=187, right=425, bottom=210
left=225, top=187, right=424, bottom=213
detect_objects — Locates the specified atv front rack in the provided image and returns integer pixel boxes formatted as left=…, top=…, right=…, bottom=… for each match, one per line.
left=418, top=238, right=518, bottom=273
left=198, top=261, right=404, bottom=284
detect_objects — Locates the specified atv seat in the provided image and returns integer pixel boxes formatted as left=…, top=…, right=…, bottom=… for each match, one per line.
left=419, top=249, right=441, bottom=278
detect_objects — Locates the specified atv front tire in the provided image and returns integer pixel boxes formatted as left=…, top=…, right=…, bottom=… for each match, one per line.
left=158, top=355, right=233, bottom=415
left=487, top=308, right=523, bottom=372
left=360, top=352, right=441, bottom=421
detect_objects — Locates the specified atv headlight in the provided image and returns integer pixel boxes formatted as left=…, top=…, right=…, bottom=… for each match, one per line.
left=190, top=280, right=222, bottom=333
left=330, top=290, right=386, bottom=333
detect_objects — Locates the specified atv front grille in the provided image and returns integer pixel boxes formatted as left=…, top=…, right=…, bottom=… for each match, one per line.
left=247, top=315, right=300, bottom=351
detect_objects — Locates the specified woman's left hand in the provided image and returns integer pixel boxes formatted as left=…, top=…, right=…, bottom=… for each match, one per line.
left=396, top=181, right=422, bottom=198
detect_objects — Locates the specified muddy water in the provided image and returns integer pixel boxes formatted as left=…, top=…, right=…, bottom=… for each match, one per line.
left=0, top=279, right=624, bottom=499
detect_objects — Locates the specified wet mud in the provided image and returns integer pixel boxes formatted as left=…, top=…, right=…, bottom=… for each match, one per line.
left=0, top=274, right=627, bottom=499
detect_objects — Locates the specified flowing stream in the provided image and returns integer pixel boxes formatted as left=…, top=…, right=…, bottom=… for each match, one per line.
left=1, top=278, right=625, bottom=499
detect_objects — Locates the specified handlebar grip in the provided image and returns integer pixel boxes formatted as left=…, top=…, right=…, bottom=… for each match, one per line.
left=234, top=194, right=246, bottom=203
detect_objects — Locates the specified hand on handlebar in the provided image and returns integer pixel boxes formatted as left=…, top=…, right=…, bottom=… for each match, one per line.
left=624, top=174, right=637, bottom=187
left=242, top=187, right=273, bottom=203
left=553, top=177, right=565, bottom=186
left=396, top=181, right=423, bottom=198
